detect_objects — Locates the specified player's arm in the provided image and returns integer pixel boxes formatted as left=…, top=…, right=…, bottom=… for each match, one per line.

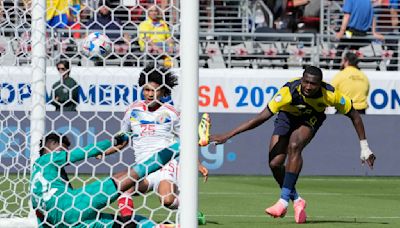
left=69, top=134, right=128, bottom=163
left=346, top=108, right=376, bottom=169
left=334, top=91, right=376, bottom=169
left=68, top=140, right=112, bottom=163
left=210, top=86, right=290, bottom=145
left=210, top=106, right=273, bottom=145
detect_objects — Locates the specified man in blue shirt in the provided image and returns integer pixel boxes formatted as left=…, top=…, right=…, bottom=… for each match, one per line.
left=333, top=0, right=384, bottom=69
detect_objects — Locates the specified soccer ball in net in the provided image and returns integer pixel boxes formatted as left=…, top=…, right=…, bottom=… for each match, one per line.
left=81, top=32, right=112, bottom=57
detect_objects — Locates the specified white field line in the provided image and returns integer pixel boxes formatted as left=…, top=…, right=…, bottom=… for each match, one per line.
left=208, top=177, right=399, bottom=182
left=199, top=192, right=398, bottom=196
left=204, top=214, right=400, bottom=219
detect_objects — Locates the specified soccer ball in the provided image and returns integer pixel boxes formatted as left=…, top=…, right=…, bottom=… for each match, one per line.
left=81, top=32, right=112, bottom=57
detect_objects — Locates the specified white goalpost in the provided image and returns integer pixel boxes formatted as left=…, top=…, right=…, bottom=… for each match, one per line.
left=0, top=0, right=45, bottom=227
left=179, top=0, right=199, bottom=227
left=0, top=0, right=198, bottom=227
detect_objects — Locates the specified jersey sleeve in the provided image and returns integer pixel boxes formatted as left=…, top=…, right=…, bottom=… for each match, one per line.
left=342, top=0, right=353, bottom=14
left=333, top=90, right=352, bottom=114
left=267, top=86, right=293, bottom=114
left=173, top=112, right=180, bottom=137
left=69, top=140, right=112, bottom=163
left=121, top=107, right=132, bottom=133
left=45, top=151, right=68, bottom=166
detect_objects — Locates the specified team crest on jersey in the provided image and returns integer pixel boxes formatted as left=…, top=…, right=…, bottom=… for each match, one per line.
left=274, top=94, right=282, bottom=102
left=130, top=110, right=140, bottom=123
left=340, top=96, right=346, bottom=105
left=156, top=112, right=171, bottom=124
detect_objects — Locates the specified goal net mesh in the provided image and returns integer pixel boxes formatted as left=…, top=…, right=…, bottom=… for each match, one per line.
left=0, top=0, right=181, bottom=226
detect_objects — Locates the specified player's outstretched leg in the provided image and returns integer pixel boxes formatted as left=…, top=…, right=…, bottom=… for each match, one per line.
left=198, top=113, right=211, bottom=146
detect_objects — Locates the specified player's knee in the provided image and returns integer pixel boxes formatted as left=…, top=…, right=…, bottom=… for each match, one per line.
left=269, top=160, right=282, bottom=169
left=288, top=141, right=301, bottom=153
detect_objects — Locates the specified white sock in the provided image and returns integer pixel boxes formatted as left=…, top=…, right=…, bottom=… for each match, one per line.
left=168, top=197, right=179, bottom=210
left=294, top=197, right=303, bottom=204
left=279, top=198, right=289, bottom=208
left=118, top=192, right=131, bottom=200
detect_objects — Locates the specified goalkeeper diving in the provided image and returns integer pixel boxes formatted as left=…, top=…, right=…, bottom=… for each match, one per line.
left=30, top=131, right=179, bottom=228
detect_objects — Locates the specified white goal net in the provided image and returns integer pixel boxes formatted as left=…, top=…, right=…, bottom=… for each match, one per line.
left=0, top=0, right=200, bottom=227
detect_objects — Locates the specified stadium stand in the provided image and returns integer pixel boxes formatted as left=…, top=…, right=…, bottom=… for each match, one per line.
left=0, top=0, right=399, bottom=70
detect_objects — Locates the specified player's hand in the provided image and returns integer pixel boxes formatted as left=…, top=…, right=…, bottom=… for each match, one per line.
left=335, top=31, right=344, bottom=40
left=363, top=154, right=376, bottom=169
left=373, top=32, right=384, bottom=41
left=360, top=140, right=376, bottom=169
left=96, top=154, right=103, bottom=160
left=198, top=164, right=209, bottom=183
left=210, top=133, right=231, bottom=145
left=114, top=132, right=129, bottom=147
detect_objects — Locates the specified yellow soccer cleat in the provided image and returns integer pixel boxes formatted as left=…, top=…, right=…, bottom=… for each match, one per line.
left=198, top=113, right=211, bottom=146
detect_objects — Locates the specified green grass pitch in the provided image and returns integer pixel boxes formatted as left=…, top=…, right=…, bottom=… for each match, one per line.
left=198, top=176, right=400, bottom=228
left=1, top=175, right=399, bottom=227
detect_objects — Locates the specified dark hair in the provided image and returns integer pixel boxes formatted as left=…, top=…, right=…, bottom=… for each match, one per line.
left=303, top=65, right=323, bottom=81
left=344, top=52, right=359, bottom=68
left=57, top=60, right=70, bottom=70
left=138, top=64, right=178, bottom=97
left=39, top=133, right=71, bottom=156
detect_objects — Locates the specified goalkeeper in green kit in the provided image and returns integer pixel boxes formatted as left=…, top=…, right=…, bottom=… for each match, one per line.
left=30, top=132, right=180, bottom=228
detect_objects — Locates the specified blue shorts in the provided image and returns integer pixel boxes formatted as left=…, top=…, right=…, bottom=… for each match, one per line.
left=273, top=111, right=326, bottom=136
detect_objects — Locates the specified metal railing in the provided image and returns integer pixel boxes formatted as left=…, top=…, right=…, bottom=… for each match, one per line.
left=1, top=29, right=398, bottom=70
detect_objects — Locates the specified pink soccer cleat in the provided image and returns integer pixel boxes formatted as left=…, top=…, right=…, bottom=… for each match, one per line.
left=156, top=225, right=180, bottom=228
left=293, top=198, right=307, bottom=224
left=265, top=200, right=288, bottom=218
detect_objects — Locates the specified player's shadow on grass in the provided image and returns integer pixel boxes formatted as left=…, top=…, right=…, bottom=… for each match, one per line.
left=204, top=220, right=220, bottom=225
left=307, top=220, right=389, bottom=225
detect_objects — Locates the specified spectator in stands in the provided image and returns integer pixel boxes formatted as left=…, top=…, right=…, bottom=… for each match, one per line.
left=51, top=60, right=79, bottom=112
left=271, top=0, right=311, bottom=32
left=85, top=0, right=130, bottom=66
left=46, top=0, right=70, bottom=28
left=138, top=5, right=174, bottom=53
left=86, top=0, right=123, bottom=41
left=0, top=1, right=5, bottom=23
left=331, top=52, right=370, bottom=114
left=298, top=0, right=320, bottom=33
left=390, top=0, right=399, bottom=31
left=138, top=4, right=174, bottom=67
left=334, top=0, right=384, bottom=68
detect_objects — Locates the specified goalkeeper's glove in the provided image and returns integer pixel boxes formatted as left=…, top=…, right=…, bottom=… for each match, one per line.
left=114, top=132, right=130, bottom=146
left=360, top=139, right=373, bottom=162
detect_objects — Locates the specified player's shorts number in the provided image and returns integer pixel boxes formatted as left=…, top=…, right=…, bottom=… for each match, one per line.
left=306, top=116, right=318, bottom=127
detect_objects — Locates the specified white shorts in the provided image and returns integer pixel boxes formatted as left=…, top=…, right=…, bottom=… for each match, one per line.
left=146, top=159, right=179, bottom=192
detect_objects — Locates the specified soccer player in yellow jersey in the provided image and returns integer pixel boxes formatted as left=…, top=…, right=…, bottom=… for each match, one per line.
left=210, top=66, right=376, bottom=224
left=332, top=52, right=370, bottom=114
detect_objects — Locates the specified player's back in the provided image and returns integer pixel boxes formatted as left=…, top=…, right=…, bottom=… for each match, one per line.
left=30, top=151, right=70, bottom=209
